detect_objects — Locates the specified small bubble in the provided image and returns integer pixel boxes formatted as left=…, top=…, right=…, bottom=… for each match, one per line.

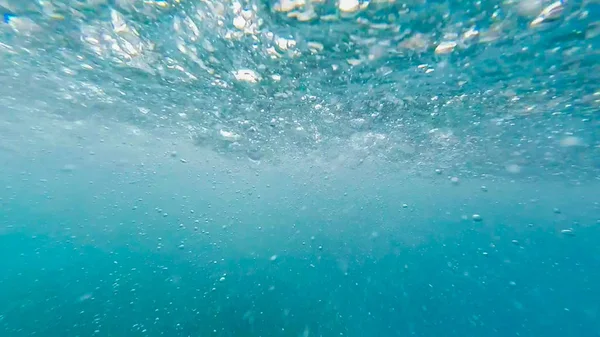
left=402, top=203, right=408, bottom=208
left=450, top=177, right=459, bottom=185
left=61, top=164, right=76, bottom=172
left=472, top=214, right=482, bottom=222
left=560, top=136, right=584, bottom=147
left=247, top=149, right=263, bottom=161
left=553, top=208, right=561, bottom=214
left=233, top=69, right=260, bottom=83
left=269, top=255, right=278, bottom=261
left=435, top=41, right=457, bottom=55
left=435, top=169, right=443, bottom=175
left=178, top=244, right=185, bottom=249
left=560, top=229, right=575, bottom=236
left=219, top=277, right=226, bottom=282
left=511, top=240, right=520, bottom=245
left=480, top=185, right=488, bottom=192
left=505, top=164, right=521, bottom=174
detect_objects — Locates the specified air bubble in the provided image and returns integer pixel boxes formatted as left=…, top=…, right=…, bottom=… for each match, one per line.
left=560, top=229, right=575, bottom=236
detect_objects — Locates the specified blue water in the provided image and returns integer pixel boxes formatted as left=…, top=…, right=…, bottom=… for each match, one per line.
left=1, top=0, right=599, bottom=336
left=2, top=147, right=599, bottom=336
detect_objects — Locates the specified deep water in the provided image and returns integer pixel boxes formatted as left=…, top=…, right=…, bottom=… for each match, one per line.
left=1, top=136, right=599, bottom=337
left=1, top=226, right=598, bottom=337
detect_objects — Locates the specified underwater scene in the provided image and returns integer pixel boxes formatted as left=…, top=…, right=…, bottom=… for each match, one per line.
left=0, top=0, right=599, bottom=336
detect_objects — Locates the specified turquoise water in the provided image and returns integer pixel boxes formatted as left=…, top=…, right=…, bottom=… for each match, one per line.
left=1, top=0, right=599, bottom=336
left=2, top=147, right=599, bottom=336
